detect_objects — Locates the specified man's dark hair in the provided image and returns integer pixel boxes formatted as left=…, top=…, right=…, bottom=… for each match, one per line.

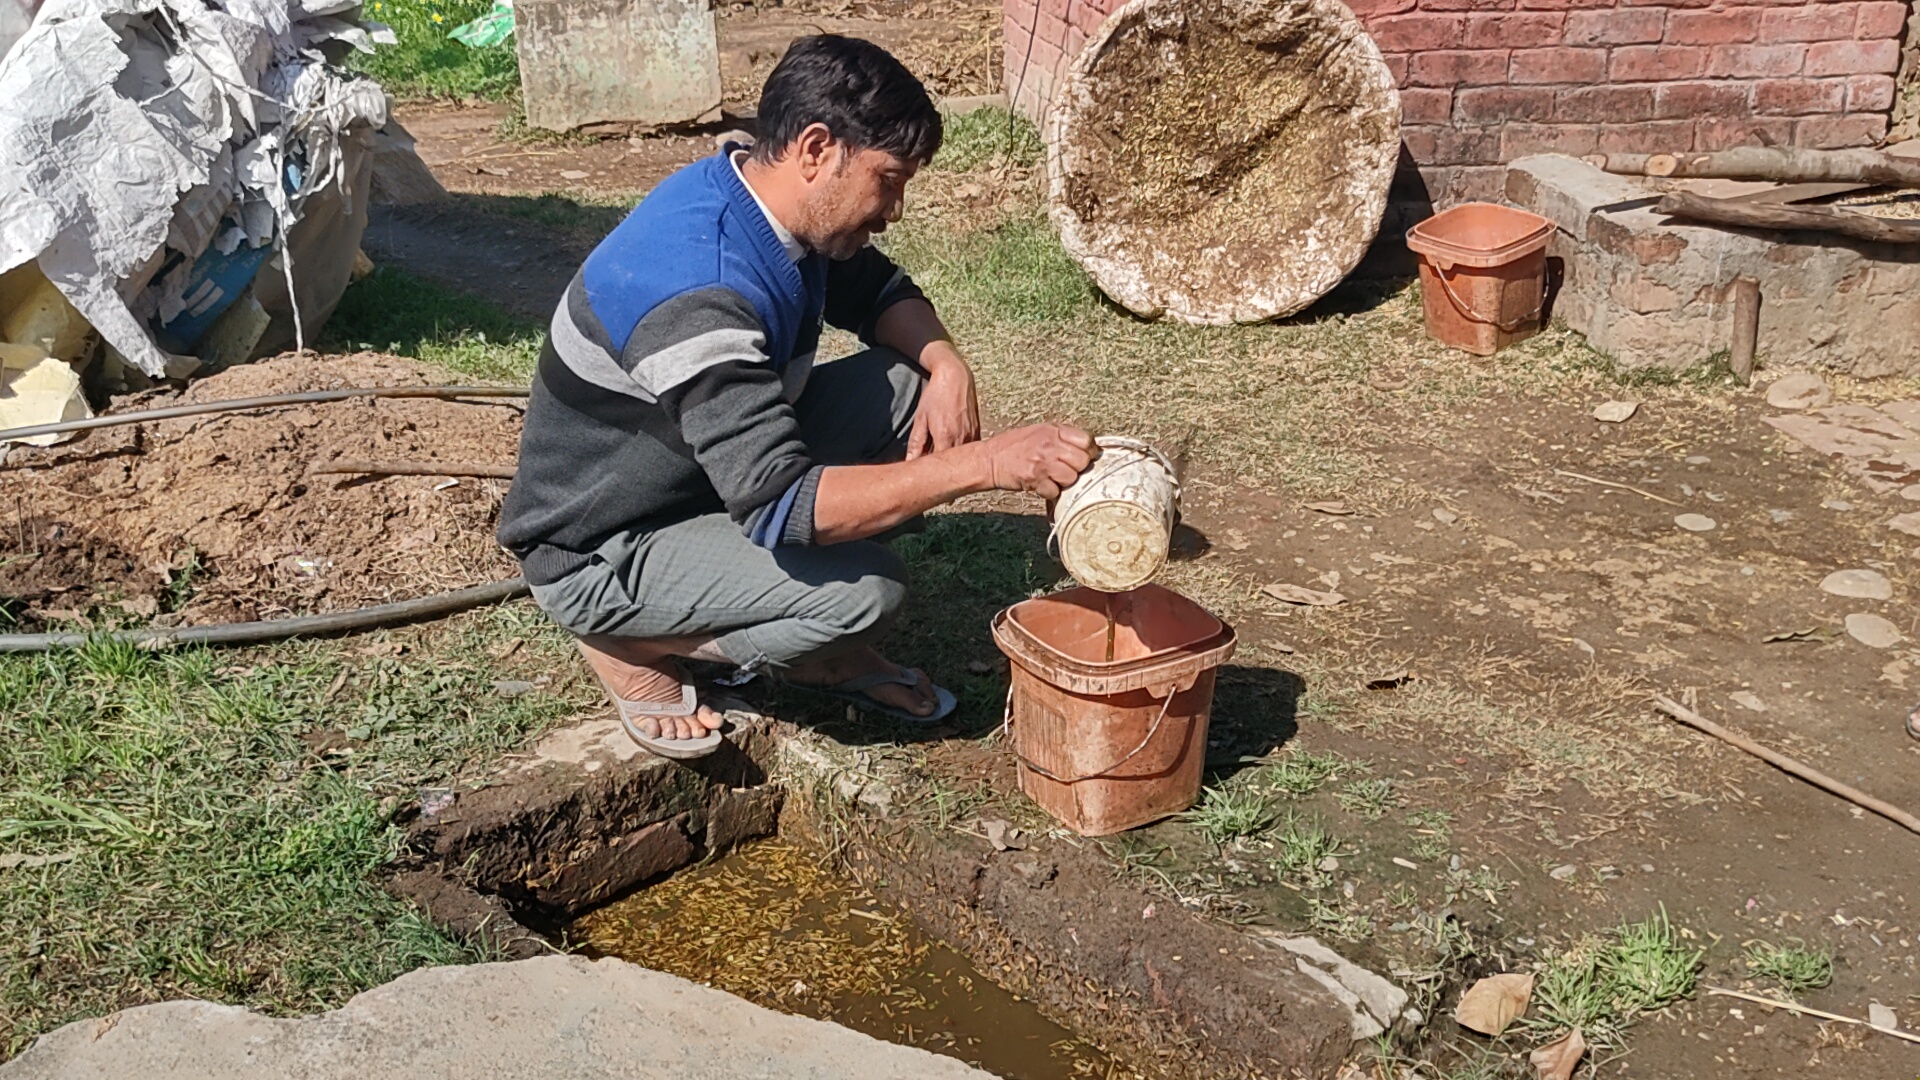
left=751, top=35, right=942, bottom=166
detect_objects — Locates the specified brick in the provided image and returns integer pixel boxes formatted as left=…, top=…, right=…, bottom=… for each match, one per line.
left=1760, top=5, right=1858, bottom=43
left=1455, top=84, right=1557, bottom=122
left=1501, top=122, right=1600, bottom=158
left=1462, top=11, right=1564, bottom=46
left=1399, top=87, right=1454, bottom=124
left=1609, top=44, right=1709, bottom=80
left=1565, top=7, right=1665, bottom=44
left=1420, top=0, right=1518, bottom=11
left=1596, top=120, right=1694, bottom=153
left=1663, top=8, right=1761, bottom=45
left=1035, top=11, right=1067, bottom=46
left=1622, top=0, right=1709, bottom=10
left=1707, top=43, right=1806, bottom=77
left=1811, top=122, right=1892, bottom=160
left=1070, top=2, right=1106, bottom=35
left=1448, top=166, right=1510, bottom=202
left=1804, top=38, right=1900, bottom=75
left=1065, top=24, right=1088, bottom=59
left=1510, top=46, right=1607, bottom=82
left=1796, top=113, right=1889, bottom=148
left=1854, top=1, right=1909, bottom=40
left=1343, top=0, right=1416, bottom=14
left=1556, top=84, right=1656, bottom=122
left=1755, top=76, right=1847, bottom=114
left=1409, top=49, right=1512, bottom=85
left=1693, top=116, right=1794, bottom=150
left=1515, top=0, right=1612, bottom=10
left=1653, top=79, right=1753, bottom=118
left=1847, top=73, right=1897, bottom=111
left=1401, top=124, right=1503, bottom=165
left=1368, top=14, right=1464, bottom=51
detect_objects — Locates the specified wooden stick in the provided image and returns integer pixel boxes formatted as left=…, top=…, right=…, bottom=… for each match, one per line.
left=1552, top=470, right=1683, bottom=507
left=1655, top=192, right=1920, bottom=245
left=1704, top=988, right=1920, bottom=1047
left=1729, top=276, right=1760, bottom=385
left=1652, top=696, right=1920, bottom=836
left=1593, top=146, right=1920, bottom=188
left=313, top=460, right=517, bottom=479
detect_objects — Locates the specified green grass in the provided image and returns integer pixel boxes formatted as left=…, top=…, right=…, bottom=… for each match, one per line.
left=1528, top=908, right=1703, bottom=1046
left=934, top=107, right=1043, bottom=172
left=887, top=212, right=1098, bottom=326
left=1181, top=783, right=1279, bottom=846
left=355, top=0, right=519, bottom=100
left=0, top=604, right=584, bottom=1054
left=1258, top=749, right=1346, bottom=798
left=323, top=266, right=542, bottom=382
left=1271, top=811, right=1343, bottom=887
left=1336, top=777, right=1399, bottom=819
left=1744, top=940, right=1834, bottom=997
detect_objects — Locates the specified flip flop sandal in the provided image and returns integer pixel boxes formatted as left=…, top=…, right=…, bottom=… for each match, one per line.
left=791, top=668, right=957, bottom=725
left=584, top=665, right=725, bottom=760
left=1907, top=702, right=1920, bottom=743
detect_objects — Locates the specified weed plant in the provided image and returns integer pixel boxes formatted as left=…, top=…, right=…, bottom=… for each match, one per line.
left=1744, top=940, right=1834, bottom=996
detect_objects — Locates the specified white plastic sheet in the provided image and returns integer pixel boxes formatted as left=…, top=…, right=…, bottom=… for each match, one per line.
left=0, top=0, right=389, bottom=374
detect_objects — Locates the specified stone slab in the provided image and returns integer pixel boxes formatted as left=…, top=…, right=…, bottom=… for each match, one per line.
left=515, top=0, right=720, bottom=131
left=1, top=956, right=998, bottom=1080
left=1506, top=154, right=1920, bottom=377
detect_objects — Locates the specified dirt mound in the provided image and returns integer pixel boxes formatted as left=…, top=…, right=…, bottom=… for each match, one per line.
left=1, top=353, right=524, bottom=630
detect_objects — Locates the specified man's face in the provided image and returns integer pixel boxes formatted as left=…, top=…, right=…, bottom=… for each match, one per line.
left=796, top=143, right=918, bottom=260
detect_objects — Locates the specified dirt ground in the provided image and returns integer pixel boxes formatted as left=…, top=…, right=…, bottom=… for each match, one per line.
left=347, top=93, right=1920, bottom=1077
left=0, top=354, right=521, bottom=629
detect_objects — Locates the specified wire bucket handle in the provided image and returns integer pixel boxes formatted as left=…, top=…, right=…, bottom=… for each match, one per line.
left=1431, top=261, right=1546, bottom=334
left=1000, top=675, right=1193, bottom=784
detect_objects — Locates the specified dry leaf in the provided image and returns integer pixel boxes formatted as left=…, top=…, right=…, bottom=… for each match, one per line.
left=1303, top=501, right=1353, bottom=515
left=1261, top=583, right=1347, bottom=607
left=1592, top=400, right=1639, bottom=423
left=981, top=818, right=1025, bottom=852
left=1455, top=972, right=1534, bottom=1035
left=1529, top=1027, right=1587, bottom=1080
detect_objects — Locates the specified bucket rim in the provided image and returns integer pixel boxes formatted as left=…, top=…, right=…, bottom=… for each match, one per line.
left=1405, top=202, right=1554, bottom=269
left=993, top=610, right=1238, bottom=698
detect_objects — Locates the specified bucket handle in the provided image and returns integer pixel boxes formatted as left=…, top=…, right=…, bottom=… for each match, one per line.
left=1431, top=262, right=1546, bottom=334
left=1001, top=679, right=1185, bottom=785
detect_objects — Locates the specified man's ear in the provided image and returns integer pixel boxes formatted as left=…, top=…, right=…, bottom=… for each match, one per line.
left=792, top=122, right=838, bottom=183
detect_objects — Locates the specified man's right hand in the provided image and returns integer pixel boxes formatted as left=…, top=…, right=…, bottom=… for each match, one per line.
left=980, top=423, right=1098, bottom=500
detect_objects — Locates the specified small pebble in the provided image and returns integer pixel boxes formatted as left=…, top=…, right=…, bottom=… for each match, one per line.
left=1448, top=854, right=1463, bottom=872
left=1769, top=509, right=1793, bottom=524
left=1822, top=499, right=1854, bottom=512
left=1675, top=513, right=1717, bottom=532
left=1821, top=569, right=1893, bottom=600
left=1432, top=508, right=1459, bottom=526
left=1317, top=856, right=1341, bottom=873
left=1684, top=455, right=1711, bottom=465
left=1846, top=613, right=1904, bottom=649
left=1550, top=864, right=1579, bottom=880
left=1765, top=372, right=1832, bottom=411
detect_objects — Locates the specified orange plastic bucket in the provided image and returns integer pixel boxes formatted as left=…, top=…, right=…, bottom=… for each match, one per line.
left=992, top=585, right=1236, bottom=836
left=1406, top=202, right=1554, bottom=356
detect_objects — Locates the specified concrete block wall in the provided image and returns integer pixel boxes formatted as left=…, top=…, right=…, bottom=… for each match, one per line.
left=1006, top=0, right=1913, bottom=204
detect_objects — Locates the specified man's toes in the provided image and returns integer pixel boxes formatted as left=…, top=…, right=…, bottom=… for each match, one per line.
left=697, top=706, right=727, bottom=731
left=638, top=716, right=663, bottom=738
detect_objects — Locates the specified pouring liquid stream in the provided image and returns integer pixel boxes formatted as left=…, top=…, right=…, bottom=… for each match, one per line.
left=1104, top=591, right=1118, bottom=663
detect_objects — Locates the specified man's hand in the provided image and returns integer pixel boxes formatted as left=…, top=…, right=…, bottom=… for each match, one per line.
left=907, top=347, right=981, bottom=459
left=981, top=423, right=1098, bottom=500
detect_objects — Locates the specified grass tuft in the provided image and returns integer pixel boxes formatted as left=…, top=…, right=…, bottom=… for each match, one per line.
left=1182, top=783, right=1279, bottom=846
left=1260, top=749, right=1346, bottom=798
left=1271, top=811, right=1343, bottom=887
left=1744, top=940, right=1834, bottom=996
left=935, top=107, right=1043, bottom=172
left=1528, top=907, right=1703, bottom=1046
left=1336, top=777, right=1399, bottom=819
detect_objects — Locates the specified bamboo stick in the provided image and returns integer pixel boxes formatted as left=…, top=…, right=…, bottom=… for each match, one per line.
left=1652, top=696, right=1920, bottom=836
left=1704, top=988, right=1920, bottom=1047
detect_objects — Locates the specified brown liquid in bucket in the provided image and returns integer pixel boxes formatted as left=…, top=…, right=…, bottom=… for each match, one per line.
left=993, top=585, right=1236, bottom=836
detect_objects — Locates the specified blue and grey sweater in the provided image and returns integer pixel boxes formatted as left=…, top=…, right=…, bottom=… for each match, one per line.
left=497, top=149, right=927, bottom=586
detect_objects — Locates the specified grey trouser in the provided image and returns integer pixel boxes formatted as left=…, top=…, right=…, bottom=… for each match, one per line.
left=528, top=347, right=924, bottom=671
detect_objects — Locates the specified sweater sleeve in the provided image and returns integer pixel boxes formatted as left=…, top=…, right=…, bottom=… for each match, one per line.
left=627, top=287, right=821, bottom=547
left=822, top=245, right=930, bottom=343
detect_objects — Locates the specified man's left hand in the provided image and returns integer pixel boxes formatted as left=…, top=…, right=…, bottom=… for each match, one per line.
left=908, top=351, right=981, bottom=459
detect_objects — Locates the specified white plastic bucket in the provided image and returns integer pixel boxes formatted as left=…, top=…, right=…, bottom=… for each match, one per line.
left=1050, top=436, right=1180, bottom=593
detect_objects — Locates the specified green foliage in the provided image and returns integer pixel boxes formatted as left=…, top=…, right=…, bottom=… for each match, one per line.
left=1259, top=748, right=1346, bottom=798
left=1744, top=940, right=1834, bottom=996
left=354, top=0, right=519, bottom=100
left=323, top=265, right=542, bottom=382
left=0, top=604, right=580, bottom=1053
left=934, top=107, right=1042, bottom=172
left=1271, top=811, right=1343, bottom=887
left=883, top=213, right=1096, bottom=325
left=1336, top=777, right=1399, bottom=819
left=1181, top=783, right=1279, bottom=845
left=1528, top=907, right=1704, bottom=1046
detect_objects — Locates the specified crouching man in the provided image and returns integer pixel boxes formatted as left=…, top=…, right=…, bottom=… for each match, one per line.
left=497, top=35, right=1095, bottom=758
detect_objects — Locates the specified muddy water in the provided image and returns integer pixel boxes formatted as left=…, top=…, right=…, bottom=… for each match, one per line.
left=571, top=841, right=1132, bottom=1080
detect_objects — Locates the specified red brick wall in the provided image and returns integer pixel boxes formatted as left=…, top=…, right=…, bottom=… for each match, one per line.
left=1006, top=0, right=1910, bottom=203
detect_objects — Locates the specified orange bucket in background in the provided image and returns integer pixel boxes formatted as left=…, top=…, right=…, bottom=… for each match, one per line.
left=992, top=585, right=1236, bottom=837
left=1406, top=202, right=1554, bottom=356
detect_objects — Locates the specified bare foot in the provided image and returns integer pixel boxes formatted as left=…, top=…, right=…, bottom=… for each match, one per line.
left=577, top=637, right=727, bottom=740
left=787, top=646, right=938, bottom=717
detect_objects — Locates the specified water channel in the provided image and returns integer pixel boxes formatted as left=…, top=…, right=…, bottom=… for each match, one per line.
left=571, top=840, right=1136, bottom=1080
